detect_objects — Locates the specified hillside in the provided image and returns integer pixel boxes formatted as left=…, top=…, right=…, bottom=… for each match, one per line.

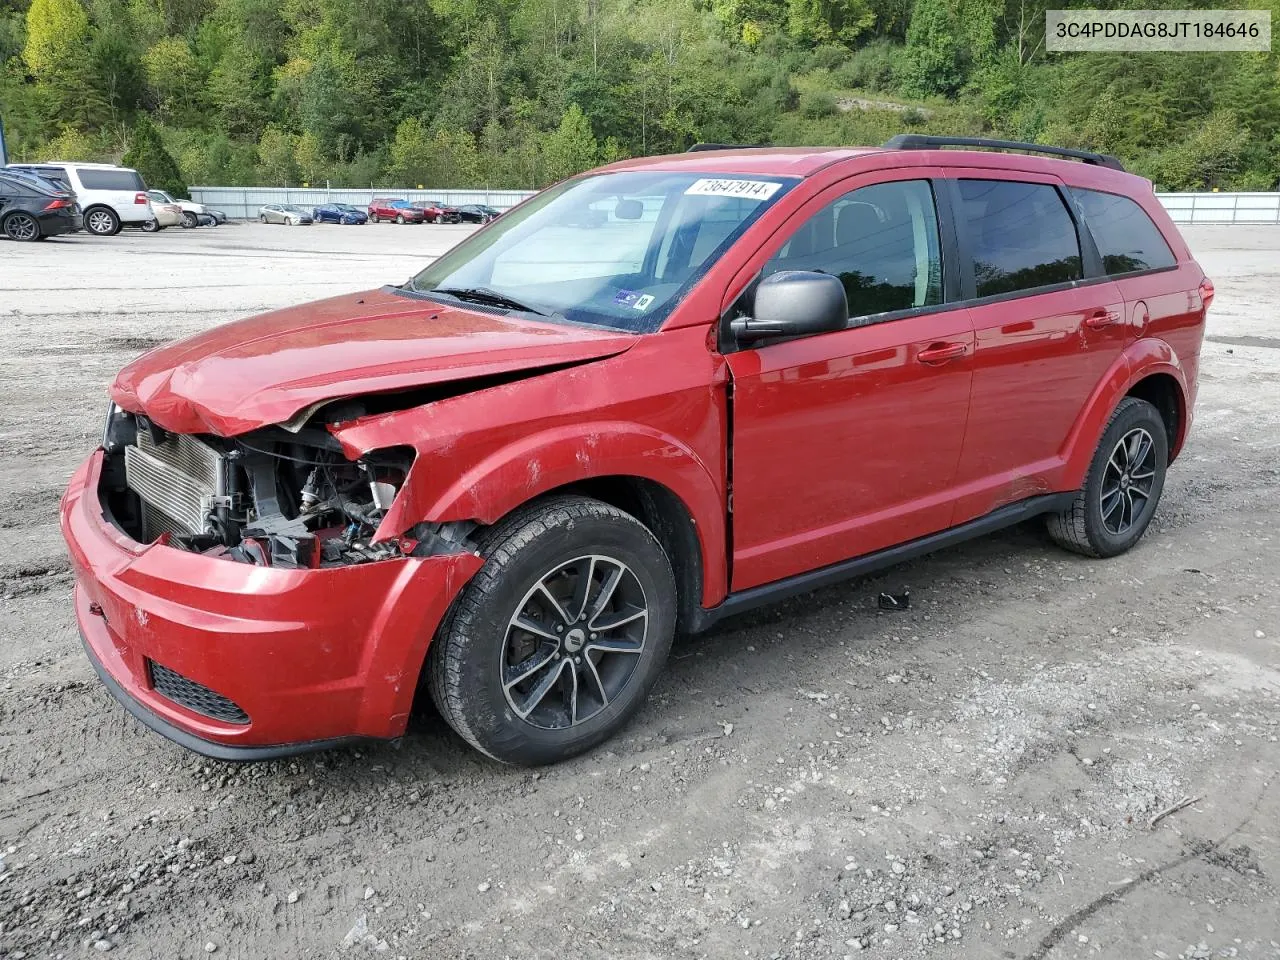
left=1, top=0, right=1277, bottom=192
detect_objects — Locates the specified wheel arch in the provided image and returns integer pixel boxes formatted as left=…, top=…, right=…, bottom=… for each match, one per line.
left=1062, top=338, right=1190, bottom=489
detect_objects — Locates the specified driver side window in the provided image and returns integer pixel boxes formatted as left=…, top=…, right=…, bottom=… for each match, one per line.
left=763, top=179, right=944, bottom=323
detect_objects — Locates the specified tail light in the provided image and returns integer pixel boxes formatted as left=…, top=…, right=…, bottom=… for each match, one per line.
left=1199, top=277, right=1215, bottom=310
left=44, top=197, right=72, bottom=210
left=135, top=192, right=149, bottom=205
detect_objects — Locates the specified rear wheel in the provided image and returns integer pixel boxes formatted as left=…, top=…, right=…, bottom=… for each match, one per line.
left=428, top=496, right=677, bottom=765
left=1047, top=396, right=1168, bottom=558
left=395, top=214, right=405, bottom=224
left=84, top=206, right=119, bottom=236
left=370, top=212, right=379, bottom=223
left=141, top=218, right=160, bottom=232
left=259, top=214, right=268, bottom=223
left=2, top=212, right=40, bottom=242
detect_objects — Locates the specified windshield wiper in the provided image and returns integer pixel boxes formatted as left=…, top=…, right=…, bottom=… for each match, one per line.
left=429, top=286, right=549, bottom=316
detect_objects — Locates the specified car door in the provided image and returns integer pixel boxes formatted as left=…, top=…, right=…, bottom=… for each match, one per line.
left=941, top=173, right=1126, bottom=526
left=725, top=173, right=975, bottom=591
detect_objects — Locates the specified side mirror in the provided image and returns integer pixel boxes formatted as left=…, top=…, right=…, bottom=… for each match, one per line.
left=730, top=271, right=848, bottom=343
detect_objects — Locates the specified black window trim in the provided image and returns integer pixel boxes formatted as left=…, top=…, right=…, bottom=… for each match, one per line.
left=1066, top=185, right=1181, bottom=280
left=941, top=175, right=1102, bottom=305
left=720, top=175, right=961, bottom=353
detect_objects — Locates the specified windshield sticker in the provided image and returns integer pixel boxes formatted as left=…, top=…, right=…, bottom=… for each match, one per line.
left=685, top=178, right=783, bottom=201
left=634, top=294, right=655, bottom=310
left=613, top=289, right=641, bottom=307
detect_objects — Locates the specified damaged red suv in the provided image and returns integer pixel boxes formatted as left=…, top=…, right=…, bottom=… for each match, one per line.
left=62, top=136, right=1211, bottom=764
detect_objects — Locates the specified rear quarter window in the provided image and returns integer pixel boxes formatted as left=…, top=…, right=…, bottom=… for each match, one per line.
left=1070, top=188, right=1177, bottom=275
left=77, top=169, right=146, bottom=191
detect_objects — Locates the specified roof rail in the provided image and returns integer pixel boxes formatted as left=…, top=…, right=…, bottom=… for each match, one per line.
left=882, top=135, right=1125, bottom=172
left=686, top=143, right=764, bottom=152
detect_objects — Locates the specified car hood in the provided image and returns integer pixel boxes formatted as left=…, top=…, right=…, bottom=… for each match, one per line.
left=110, top=288, right=640, bottom=436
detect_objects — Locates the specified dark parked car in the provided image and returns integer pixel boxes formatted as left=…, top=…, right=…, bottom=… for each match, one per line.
left=0, top=169, right=82, bottom=240
left=64, top=136, right=1210, bottom=766
left=313, top=203, right=368, bottom=225
left=456, top=204, right=502, bottom=224
left=412, top=199, right=462, bottom=223
left=368, top=198, right=424, bottom=224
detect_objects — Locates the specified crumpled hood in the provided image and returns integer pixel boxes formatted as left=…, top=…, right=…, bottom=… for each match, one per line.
left=110, top=288, right=639, bottom=436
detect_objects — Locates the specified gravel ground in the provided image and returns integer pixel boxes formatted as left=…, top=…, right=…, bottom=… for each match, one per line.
left=0, top=222, right=1277, bottom=960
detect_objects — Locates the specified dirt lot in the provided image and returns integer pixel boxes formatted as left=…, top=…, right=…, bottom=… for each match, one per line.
left=1, top=222, right=1278, bottom=960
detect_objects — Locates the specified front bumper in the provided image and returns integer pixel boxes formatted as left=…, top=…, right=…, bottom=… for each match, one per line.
left=61, top=451, right=483, bottom=757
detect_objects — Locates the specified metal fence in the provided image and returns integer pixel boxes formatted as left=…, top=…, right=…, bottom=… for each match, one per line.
left=1155, top=192, right=1280, bottom=224
left=190, top=185, right=1280, bottom=225
left=188, top=186, right=535, bottom=220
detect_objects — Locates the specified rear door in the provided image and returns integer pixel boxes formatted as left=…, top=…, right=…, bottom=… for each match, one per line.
left=725, top=171, right=976, bottom=590
left=942, top=173, right=1126, bottom=525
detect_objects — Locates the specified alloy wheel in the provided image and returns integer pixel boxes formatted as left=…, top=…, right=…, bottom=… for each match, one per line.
left=1100, top=427, right=1157, bottom=535
left=86, top=210, right=115, bottom=234
left=501, top=555, right=649, bottom=730
left=4, top=213, right=39, bottom=241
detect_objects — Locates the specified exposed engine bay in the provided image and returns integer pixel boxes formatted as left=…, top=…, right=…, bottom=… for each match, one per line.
left=99, top=405, right=471, bottom=568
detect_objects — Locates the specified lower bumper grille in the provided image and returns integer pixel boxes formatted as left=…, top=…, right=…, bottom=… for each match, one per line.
left=148, top=660, right=250, bottom=725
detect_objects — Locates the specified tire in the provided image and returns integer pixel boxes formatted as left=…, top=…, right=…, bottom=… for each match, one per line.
left=259, top=214, right=268, bottom=223
left=370, top=213, right=379, bottom=223
left=428, top=495, right=677, bottom=765
left=141, top=219, right=159, bottom=233
left=84, top=206, right=119, bottom=236
left=2, top=212, right=41, bottom=242
left=181, top=211, right=198, bottom=228
left=395, top=214, right=405, bottom=224
left=1047, top=396, right=1168, bottom=558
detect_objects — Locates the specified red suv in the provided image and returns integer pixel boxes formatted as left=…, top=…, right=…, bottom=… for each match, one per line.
left=367, top=198, right=424, bottom=223
left=62, top=136, right=1211, bottom=764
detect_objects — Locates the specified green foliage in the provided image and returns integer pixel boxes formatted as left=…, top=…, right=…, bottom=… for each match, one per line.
left=23, top=0, right=90, bottom=78
left=2, top=0, right=1277, bottom=191
left=122, top=114, right=188, bottom=194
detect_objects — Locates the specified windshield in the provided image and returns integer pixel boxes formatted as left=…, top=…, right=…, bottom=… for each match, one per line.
left=406, top=170, right=794, bottom=332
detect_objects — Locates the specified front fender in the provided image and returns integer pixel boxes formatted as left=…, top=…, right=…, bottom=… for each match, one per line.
left=1062, top=337, right=1190, bottom=489
left=330, top=333, right=731, bottom=607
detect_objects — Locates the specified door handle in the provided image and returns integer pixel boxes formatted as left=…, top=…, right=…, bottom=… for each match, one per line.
left=1084, top=309, right=1121, bottom=329
left=917, top=342, right=967, bottom=364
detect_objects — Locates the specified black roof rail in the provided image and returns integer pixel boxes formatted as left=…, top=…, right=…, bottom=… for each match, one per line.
left=882, top=134, right=1124, bottom=172
left=686, top=143, right=764, bottom=152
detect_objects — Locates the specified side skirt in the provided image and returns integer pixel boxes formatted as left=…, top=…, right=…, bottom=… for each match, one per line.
left=687, top=492, right=1077, bottom=633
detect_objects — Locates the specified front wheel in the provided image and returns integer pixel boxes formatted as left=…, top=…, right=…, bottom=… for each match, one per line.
left=1047, top=396, right=1168, bottom=558
left=395, top=214, right=405, bottom=224
left=428, top=496, right=676, bottom=765
left=181, top=211, right=198, bottom=228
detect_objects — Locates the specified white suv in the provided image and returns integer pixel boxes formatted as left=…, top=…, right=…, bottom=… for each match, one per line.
left=5, top=162, right=152, bottom=236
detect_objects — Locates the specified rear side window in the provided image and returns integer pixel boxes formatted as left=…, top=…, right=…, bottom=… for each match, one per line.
left=1070, top=188, right=1177, bottom=275
left=14, top=166, right=71, bottom=191
left=958, top=180, right=1082, bottom=298
left=77, top=168, right=145, bottom=191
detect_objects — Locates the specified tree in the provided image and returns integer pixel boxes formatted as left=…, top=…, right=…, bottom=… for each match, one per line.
left=388, top=116, right=432, bottom=185
left=900, top=0, right=965, bottom=96
left=542, top=103, right=598, bottom=183
left=23, top=0, right=89, bottom=78
left=143, top=37, right=204, bottom=120
left=256, top=125, right=298, bottom=185
left=123, top=115, right=188, bottom=195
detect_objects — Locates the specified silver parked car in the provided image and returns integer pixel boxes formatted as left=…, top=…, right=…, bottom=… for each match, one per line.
left=258, top=203, right=312, bottom=225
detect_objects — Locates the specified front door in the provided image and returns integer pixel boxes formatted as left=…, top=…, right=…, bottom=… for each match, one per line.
left=725, top=175, right=975, bottom=591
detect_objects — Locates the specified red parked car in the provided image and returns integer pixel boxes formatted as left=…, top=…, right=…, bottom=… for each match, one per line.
left=367, top=198, right=425, bottom=223
left=63, top=136, right=1211, bottom=764
left=411, top=199, right=462, bottom=223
